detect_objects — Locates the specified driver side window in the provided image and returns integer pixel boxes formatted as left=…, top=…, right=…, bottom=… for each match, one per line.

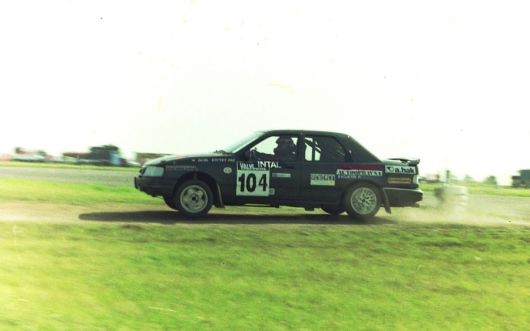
left=248, top=135, right=298, bottom=161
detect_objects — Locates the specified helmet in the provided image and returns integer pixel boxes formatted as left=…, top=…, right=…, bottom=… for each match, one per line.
left=276, top=136, right=294, bottom=145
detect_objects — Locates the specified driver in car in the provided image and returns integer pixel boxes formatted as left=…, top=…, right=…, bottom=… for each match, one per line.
left=273, top=136, right=296, bottom=161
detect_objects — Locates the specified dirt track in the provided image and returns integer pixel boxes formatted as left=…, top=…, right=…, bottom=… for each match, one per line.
left=1, top=166, right=529, bottom=226
left=1, top=194, right=528, bottom=227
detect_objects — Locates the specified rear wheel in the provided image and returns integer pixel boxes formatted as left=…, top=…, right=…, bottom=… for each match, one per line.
left=163, top=195, right=179, bottom=210
left=174, top=180, right=213, bottom=218
left=344, top=183, right=381, bottom=220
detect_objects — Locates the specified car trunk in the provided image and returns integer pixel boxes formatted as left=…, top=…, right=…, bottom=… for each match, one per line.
left=383, top=158, right=420, bottom=188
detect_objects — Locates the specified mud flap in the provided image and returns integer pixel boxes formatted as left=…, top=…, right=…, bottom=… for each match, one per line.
left=381, top=189, right=392, bottom=214
left=215, top=183, right=225, bottom=208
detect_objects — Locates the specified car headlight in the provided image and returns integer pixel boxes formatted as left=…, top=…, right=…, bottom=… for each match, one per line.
left=143, top=166, right=165, bottom=177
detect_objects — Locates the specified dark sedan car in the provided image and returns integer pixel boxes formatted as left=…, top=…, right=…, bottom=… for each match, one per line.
left=135, top=130, right=423, bottom=219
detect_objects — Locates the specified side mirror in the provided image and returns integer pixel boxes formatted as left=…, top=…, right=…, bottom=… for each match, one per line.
left=243, top=150, right=251, bottom=161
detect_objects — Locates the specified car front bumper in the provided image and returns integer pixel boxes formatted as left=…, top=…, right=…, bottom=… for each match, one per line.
left=134, top=176, right=174, bottom=197
left=383, top=187, right=423, bottom=207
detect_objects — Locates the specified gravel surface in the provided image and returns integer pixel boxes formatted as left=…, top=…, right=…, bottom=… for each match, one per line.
left=1, top=196, right=528, bottom=226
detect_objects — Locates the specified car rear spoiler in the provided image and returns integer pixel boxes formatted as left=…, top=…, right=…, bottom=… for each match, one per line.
left=388, top=158, right=420, bottom=166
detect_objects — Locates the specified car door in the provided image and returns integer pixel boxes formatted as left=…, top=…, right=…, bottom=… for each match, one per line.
left=299, top=135, right=348, bottom=203
left=235, top=134, right=301, bottom=204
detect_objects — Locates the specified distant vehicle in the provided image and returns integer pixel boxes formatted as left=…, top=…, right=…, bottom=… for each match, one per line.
left=135, top=130, right=423, bottom=219
left=13, top=148, right=47, bottom=162
left=13, top=154, right=46, bottom=162
left=512, top=169, right=530, bottom=188
left=63, top=145, right=130, bottom=167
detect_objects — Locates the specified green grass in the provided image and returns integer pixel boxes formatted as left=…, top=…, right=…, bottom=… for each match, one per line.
left=1, top=222, right=528, bottom=330
left=0, top=178, right=528, bottom=329
left=420, top=182, right=530, bottom=198
left=0, top=178, right=157, bottom=205
left=0, top=161, right=139, bottom=172
left=465, top=182, right=530, bottom=197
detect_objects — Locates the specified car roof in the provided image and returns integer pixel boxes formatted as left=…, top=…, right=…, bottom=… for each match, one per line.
left=252, top=129, right=380, bottom=162
left=261, top=129, right=350, bottom=138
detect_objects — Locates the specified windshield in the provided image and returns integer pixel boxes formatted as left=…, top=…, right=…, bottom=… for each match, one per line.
left=222, top=131, right=263, bottom=153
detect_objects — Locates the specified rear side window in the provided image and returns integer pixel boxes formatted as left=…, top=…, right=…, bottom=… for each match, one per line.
left=304, top=136, right=347, bottom=162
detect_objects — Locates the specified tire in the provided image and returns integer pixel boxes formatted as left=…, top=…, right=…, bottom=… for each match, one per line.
left=344, top=183, right=381, bottom=220
left=163, top=195, right=179, bottom=211
left=174, top=180, right=213, bottom=218
left=322, top=206, right=345, bottom=216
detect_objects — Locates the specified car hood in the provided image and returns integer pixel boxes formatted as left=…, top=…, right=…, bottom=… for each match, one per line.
left=144, top=152, right=234, bottom=166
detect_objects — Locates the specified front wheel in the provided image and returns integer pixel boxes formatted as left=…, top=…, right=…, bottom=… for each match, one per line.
left=163, top=195, right=179, bottom=211
left=344, top=183, right=381, bottom=220
left=174, top=180, right=213, bottom=218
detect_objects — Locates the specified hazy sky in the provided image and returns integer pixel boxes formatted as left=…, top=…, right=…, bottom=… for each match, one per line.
left=1, top=1, right=529, bottom=183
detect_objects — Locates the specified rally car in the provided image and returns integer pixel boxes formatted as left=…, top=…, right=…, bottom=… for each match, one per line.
left=134, top=130, right=423, bottom=219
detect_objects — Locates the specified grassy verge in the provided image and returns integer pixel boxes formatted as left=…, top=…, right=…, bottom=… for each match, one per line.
left=1, top=177, right=528, bottom=329
left=0, top=178, right=156, bottom=205
left=1, top=222, right=528, bottom=330
left=420, top=182, right=530, bottom=198
left=0, top=179, right=308, bottom=215
left=0, top=161, right=139, bottom=172
left=465, top=183, right=530, bottom=197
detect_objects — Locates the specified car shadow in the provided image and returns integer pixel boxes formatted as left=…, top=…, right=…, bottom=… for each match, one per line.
left=78, top=210, right=393, bottom=225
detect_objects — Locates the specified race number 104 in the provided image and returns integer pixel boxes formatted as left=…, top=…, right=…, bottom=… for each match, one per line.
left=236, top=170, right=269, bottom=196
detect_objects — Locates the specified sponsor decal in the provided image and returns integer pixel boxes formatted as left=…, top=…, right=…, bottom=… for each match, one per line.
left=236, top=162, right=273, bottom=196
left=236, top=169, right=269, bottom=196
left=223, top=167, right=232, bottom=174
left=238, top=161, right=280, bottom=170
left=336, top=164, right=384, bottom=179
left=165, top=165, right=198, bottom=171
left=388, top=177, right=412, bottom=185
left=337, top=168, right=383, bottom=179
left=337, top=165, right=384, bottom=171
left=310, top=174, right=336, bottom=186
left=197, top=158, right=208, bottom=162
left=211, top=158, right=235, bottom=163
left=272, top=173, right=291, bottom=178
left=385, top=165, right=416, bottom=175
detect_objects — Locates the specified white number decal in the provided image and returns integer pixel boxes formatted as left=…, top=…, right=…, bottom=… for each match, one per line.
left=236, top=169, right=269, bottom=196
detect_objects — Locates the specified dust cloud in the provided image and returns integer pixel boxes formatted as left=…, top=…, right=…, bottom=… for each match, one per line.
left=389, top=193, right=530, bottom=227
